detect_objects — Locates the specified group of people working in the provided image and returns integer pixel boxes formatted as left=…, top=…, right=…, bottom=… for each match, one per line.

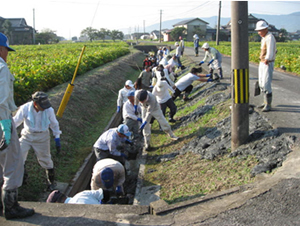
left=0, top=20, right=275, bottom=219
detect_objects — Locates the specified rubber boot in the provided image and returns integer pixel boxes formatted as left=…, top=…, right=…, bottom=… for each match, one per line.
left=2, top=188, right=35, bottom=220
left=262, top=93, right=272, bottom=112
left=183, top=92, right=191, bottom=101
left=218, top=68, right=223, bottom=79
left=213, top=73, right=220, bottom=81
left=165, top=130, right=179, bottom=141
left=46, top=168, right=56, bottom=191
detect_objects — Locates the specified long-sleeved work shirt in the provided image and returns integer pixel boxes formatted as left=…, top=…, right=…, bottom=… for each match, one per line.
left=259, top=32, right=276, bottom=62
left=93, top=128, right=126, bottom=156
left=0, top=57, right=17, bottom=120
left=65, top=189, right=104, bottom=204
left=117, top=86, right=135, bottom=107
left=122, top=100, right=141, bottom=121
left=13, top=101, right=62, bottom=138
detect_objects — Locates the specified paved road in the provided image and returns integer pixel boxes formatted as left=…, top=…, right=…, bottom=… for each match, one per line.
left=189, top=47, right=300, bottom=139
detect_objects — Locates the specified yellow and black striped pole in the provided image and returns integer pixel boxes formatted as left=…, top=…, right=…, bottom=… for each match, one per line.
left=231, top=2, right=249, bottom=151
left=57, top=45, right=86, bottom=117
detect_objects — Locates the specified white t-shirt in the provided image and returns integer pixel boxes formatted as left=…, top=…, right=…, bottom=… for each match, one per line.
left=175, top=73, right=200, bottom=91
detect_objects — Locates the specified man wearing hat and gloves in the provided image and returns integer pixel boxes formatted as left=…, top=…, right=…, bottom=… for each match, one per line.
left=117, top=80, right=135, bottom=113
left=134, top=89, right=179, bottom=151
left=0, top=32, right=35, bottom=219
left=13, top=91, right=62, bottom=191
left=255, top=20, right=276, bottom=112
left=93, top=124, right=133, bottom=165
left=199, top=43, right=223, bottom=79
left=90, top=158, right=126, bottom=200
left=122, top=90, right=142, bottom=139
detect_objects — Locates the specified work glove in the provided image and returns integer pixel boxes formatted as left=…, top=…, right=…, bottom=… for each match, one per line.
left=137, top=117, right=142, bottom=123
left=140, top=121, right=147, bottom=130
left=207, top=59, right=214, bottom=66
left=134, top=105, right=138, bottom=115
left=115, top=186, right=123, bottom=196
left=120, top=153, right=128, bottom=159
left=207, top=78, right=213, bottom=82
left=117, top=106, right=121, bottom=113
left=0, top=119, right=12, bottom=147
left=125, top=139, right=133, bottom=146
left=55, top=138, right=61, bottom=155
left=198, top=61, right=204, bottom=66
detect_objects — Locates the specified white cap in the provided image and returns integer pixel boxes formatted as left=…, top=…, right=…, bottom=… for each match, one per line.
left=201, top=43, right=209, bottom=49
left=125, top=80, right=134, bottom=88
left=174, top=42, right=179, bottom=46
left=193, top=34, right=199, bottom=39
left=255, top=20, right=269, bottom=31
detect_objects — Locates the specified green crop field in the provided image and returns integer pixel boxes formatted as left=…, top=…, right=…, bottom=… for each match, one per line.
left=184, top=41, right=300, bottom=75
left=8, top=41, right=130, bottom=105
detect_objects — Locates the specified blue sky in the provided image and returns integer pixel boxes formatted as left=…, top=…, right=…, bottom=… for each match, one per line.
left=1, top=1, right=300, bottom=39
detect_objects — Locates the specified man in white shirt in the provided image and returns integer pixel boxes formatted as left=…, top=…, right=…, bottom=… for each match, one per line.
left=172, top=67, right=216, bottom=101
left=122, top=90, right=142, bottom=139
left=46, top=188, right=110, bottom=204
left=13, top=91, right=62, bottom=191
left=117, top=80, right=135, bottom=113
left=255, top=20, right=277, bottom=112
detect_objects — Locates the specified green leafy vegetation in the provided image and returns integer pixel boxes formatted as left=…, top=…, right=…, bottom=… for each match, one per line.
left=9, top=41, right=130, bottom=105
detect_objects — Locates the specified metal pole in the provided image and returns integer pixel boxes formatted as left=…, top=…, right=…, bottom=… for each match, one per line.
left=231, top=1, right=249, bottom=151
left=159, top=10, right=162, bottom=43
left=216, top=1, right=221, bottom=45
left=32, top=8, right=35, bottom=44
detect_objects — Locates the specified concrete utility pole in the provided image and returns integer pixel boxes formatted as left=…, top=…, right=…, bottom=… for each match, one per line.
left=32, top=8, right=35, bottom=44
left=216, top=1, right=221, bottom=45
left=159, top=10, right=162, bottom=43
left=231, top=1, right=249, bottom=151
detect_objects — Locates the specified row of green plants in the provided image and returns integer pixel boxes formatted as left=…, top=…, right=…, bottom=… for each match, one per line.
left=9, top=41, right=130, bottom=105
left=183, top=41, right=300, bottom=75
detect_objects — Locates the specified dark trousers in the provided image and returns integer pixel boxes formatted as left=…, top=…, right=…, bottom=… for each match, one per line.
left=172, top=85, right=193, bottom=100
left=93, top=147, right=125, bottom=165
left=160, top=98, right=177, bottom=119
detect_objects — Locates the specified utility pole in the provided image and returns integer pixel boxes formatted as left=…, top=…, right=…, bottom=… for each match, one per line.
left=231, top=1, right=249, bottom=151
left=143, top=20, right=145, bottom=34
left=159, top=10, right=162, bottom=43
left=32, top=8, right=36, bottom=44
left=216, top=1, right=221, bottom=45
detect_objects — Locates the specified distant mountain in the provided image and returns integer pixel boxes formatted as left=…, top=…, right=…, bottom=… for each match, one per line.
left=120, top=11, right=299, bottom=34
left=252, top=12, right=300, bottom=32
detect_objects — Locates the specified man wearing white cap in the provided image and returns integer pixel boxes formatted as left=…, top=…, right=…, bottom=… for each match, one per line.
left=93, top=124, right=133, bottom=165
left=0, top=32, right=35, bottom=219
left=117, top=80, right=135, bottom=113
left=255, top=20, right=276, bottom=112
left=199, top=42, right=223, bottom=79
